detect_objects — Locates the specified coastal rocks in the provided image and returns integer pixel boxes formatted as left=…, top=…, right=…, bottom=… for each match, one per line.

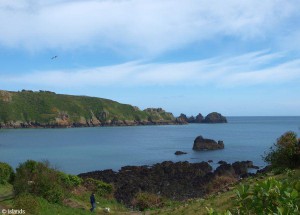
left=144, top=108, right=176, bottom=124
left=203, top=112, right=227, bottom=123
left=175, top=151, right=187, bottom=155
left=232, top=161, right=259, bottom=177
left=194, top=113, right=204, bottom=123
left=176, top=112, right=227, bottom=124
left=79, top=160, right=259, bottom=206
left=79, top=161, right=213, bottom=205
left=193, top=136, right=224, bottom=151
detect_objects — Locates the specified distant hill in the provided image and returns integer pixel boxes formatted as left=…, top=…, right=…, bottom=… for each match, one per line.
left=0, top=90, right=176, bottom=128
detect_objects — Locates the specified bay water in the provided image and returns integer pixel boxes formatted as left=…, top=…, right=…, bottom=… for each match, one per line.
left=0, top=116, right=299, bottom=174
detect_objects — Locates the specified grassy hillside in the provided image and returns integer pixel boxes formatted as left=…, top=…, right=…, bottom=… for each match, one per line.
left=0, top=90, right=176, bottom=127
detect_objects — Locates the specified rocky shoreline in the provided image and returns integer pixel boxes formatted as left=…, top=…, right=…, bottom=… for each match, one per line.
left=0, top=120, right=185, bottom=129
left=78, top=160, right=260, bottom=206
left=0, top=111, right=227, bottom=129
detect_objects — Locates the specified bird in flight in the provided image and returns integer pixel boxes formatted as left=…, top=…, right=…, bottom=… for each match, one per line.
left=51, top=56, right=58, bottom=60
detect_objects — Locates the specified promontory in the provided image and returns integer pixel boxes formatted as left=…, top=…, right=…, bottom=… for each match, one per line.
left=0, top=89, right=227, bottom=128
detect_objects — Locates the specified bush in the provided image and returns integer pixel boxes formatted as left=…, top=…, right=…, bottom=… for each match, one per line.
left=235, top=177, right=299, bottom=214
left=264, top=131, right=300, bottom=169
left=13, top=160, right=65, bottom=204
left=131, top=192, right=164, bottom=211
left=0, top=162, right=14, bottom=184
left=83, top=178, right=113, bottom=198
left=14, top=194, right=40, bottom=215
left=58, top=172, right=83, bottom=188
left=208, top=177, right=300, bottom=215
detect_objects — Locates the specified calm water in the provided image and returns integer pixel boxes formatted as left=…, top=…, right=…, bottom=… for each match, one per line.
left=0, top=117, right=299, bottom=174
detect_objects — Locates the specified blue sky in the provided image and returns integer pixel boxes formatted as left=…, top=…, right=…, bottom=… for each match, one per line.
left=1, top=0, right=300, bottom=116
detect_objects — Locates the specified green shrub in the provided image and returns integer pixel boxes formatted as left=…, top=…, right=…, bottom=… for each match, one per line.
left=264, top=131, right=300, bottom=169
left=58, top=172, right=83, bottom=188
left=14, top=193, right=40, bottom=215
left=13, top=160, right=66, bottom=204
left=0, top=162, right=14, bottom=184
left=131, top=192, right=164, bottom=211
left=235, top=177, right=299, bottom=214
left=83, top=178, right=113, bottom=197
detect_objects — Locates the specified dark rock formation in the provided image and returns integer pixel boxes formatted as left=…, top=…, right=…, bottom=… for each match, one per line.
left=193, top=136, right=224, bottom=151
left=79, top=160, right=258, bottom=206
left=194, top=113, right=204, bottom=123
left=176, top=112, right=227, bottom=124
left=79, top=161, right=213, bottom=205
left=175, top=151, right=187, bottom=155
left=215, top=163, right=236, bottom=177
left=203, top=112, right=227, bottom=123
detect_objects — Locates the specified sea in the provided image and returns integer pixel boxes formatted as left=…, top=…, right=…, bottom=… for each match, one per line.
left=0, top=116, right=299, bottom=174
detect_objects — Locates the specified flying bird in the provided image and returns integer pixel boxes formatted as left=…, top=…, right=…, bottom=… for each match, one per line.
left=51, top=56, right=58, bottom=60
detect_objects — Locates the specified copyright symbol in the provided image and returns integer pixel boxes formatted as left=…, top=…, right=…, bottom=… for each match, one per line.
left=1, top=209, right=7, bottom=214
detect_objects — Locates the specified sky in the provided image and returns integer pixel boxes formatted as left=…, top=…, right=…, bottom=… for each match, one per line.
left=0, top=0, right=300, bottom=116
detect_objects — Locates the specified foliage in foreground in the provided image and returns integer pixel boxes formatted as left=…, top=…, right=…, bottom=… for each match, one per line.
left=208, top=176, right=300, bottom=215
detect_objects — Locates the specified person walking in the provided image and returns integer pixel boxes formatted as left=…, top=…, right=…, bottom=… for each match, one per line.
left=90, top=192, right=96, bottom=212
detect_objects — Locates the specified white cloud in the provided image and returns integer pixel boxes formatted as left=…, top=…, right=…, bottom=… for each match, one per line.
left=0, top=0, right=299, bottom=54
left=1, top=51, right=300, bottom=89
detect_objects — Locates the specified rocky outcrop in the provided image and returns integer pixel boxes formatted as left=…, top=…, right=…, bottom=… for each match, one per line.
left=203, top=112, right=227, bottom=123
left=176, top=112, right=227, bottom=124
left=79, top=160, right=259, bottom=206
left=174, top=151, right=187, bottom=155
left=193, top=136, right=224, bottom=151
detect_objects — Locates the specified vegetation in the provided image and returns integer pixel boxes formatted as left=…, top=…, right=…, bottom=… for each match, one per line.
left=83, top=178, right=113, bottom=198
left=263, top=131, right=300, bottom=169
left=0, top=162, right=14, bottom=184
left=0, top=90, right=175, bottom=126
left=14, top=160, right=69, bottom=203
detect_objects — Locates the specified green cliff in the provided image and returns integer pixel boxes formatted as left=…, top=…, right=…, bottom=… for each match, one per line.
left=0, top=90, right=176, bottom=128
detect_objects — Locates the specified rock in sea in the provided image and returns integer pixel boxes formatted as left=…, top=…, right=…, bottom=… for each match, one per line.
left=193, top=136, right=224, bottom=151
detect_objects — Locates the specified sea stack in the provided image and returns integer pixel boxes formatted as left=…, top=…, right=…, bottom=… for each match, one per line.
left=193, top=136, right=224, bottom=150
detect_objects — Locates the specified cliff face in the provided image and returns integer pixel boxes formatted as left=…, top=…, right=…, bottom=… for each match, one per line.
left=0, top=90, right=179, bottom=128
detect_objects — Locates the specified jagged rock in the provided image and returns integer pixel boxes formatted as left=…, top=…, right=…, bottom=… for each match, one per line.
left=203, top=112, right=227, bottom=123
left=175, top=151, right=187, bottom=155
left=187, top=116, right=195, bottom=123
left=176, top=114, right=189, bottom=123
left=193, top=136, right=224, bottom=151
left=194, top=113, right=204, bottom=123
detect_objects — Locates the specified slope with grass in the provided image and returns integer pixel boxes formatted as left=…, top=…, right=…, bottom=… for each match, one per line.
left=0, top=90, right=177, bottom=128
